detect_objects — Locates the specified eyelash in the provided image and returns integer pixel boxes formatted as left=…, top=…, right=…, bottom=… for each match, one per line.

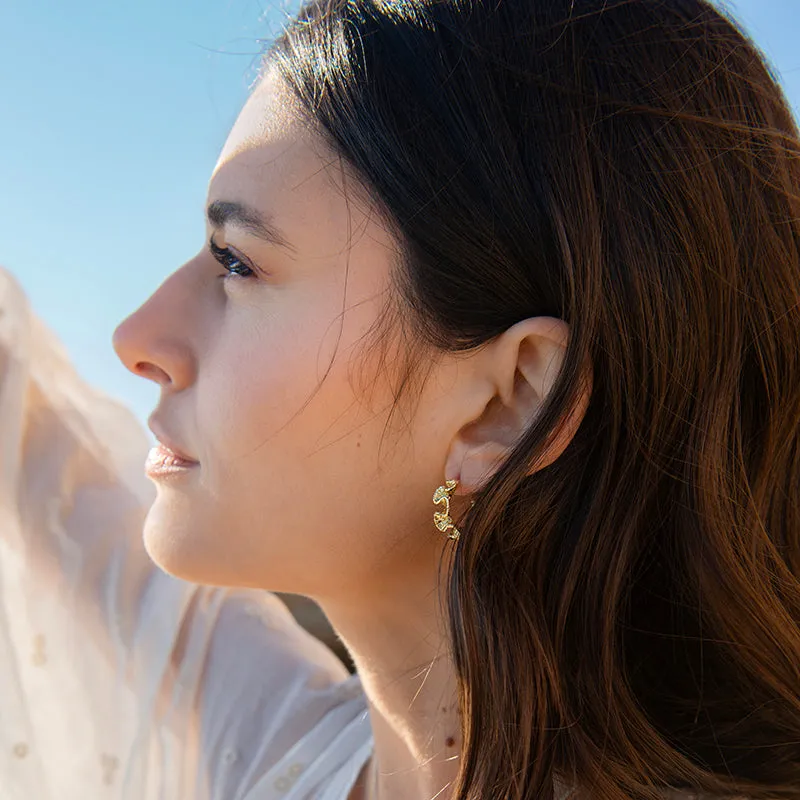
left=209, top=238, right=255, bottom=279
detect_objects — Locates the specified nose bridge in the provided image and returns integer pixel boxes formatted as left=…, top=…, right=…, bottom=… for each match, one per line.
left=113, top=264, right=198, bottom=390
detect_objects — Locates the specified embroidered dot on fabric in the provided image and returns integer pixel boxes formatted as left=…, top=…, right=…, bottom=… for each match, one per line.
left=12, top=743, right=28, bottom=759
left=100, top=754, right=119, bottom=785
left=222, top=748, right=238, bottom=765
left=287, top=762, right=304, bottom=777
left=274, top=776, right=291, bottom=791
left=31, top=634, right=47, bottom=667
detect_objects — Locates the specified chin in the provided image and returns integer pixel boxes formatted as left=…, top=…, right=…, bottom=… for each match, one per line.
left=140, top=501, right=281, bottom=591
left=141, top=501, right=225, bottom=586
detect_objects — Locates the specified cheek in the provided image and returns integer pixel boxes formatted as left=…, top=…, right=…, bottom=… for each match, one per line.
left=196, top=327, right=316, bottom=462
left=194, top=288, right=376, bottom=471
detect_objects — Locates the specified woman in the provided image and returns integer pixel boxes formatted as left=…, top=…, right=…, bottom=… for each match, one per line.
left=1, top=0, right=798, bottom=798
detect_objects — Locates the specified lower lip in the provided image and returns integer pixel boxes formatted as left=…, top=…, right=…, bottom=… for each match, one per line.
left=145, top=445, right=199, bottom=479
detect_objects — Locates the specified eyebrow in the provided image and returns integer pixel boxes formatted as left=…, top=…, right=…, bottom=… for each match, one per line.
left=206, top=200, right=297, bottom=254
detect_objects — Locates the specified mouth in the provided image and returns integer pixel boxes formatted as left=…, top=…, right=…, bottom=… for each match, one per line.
left=145, top=442, right=199, bottom=479
left=145, top=416, right=200, bottom=480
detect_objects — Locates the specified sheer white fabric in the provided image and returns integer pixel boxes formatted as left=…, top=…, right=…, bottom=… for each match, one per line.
left=0, top=266, right=374, bottom=799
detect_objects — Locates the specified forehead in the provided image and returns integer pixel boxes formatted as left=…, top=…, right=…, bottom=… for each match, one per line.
left=209, top=68, right=337, bottom=213
left=214, top=68, right=307, bottom=172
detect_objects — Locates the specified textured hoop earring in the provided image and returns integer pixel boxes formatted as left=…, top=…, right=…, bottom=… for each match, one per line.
left=432, top=478, right=462, bottom=541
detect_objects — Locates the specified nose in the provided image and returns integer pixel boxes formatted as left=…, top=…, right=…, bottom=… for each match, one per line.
left=112, top=273, right=197, bottom=391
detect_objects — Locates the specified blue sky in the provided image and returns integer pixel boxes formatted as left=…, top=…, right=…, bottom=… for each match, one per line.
left=2, top=0, right=798, bottom=432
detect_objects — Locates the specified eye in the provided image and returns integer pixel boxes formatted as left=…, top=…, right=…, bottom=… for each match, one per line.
left=209, top=237, right=255, bottom=278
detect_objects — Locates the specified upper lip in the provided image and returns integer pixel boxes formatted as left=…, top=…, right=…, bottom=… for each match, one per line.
left=148, top=418, right=199, bottom=463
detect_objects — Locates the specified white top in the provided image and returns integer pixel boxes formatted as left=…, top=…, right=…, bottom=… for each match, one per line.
left=0, top=266, right=374, bottom=800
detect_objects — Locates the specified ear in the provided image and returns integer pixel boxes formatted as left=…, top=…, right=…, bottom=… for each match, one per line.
left=444, top=316, right=591, bottom=495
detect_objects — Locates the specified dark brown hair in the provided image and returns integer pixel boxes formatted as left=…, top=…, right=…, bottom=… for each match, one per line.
left=265, top=1, right=800, bottom=797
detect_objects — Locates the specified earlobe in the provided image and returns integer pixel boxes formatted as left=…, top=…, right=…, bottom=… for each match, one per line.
left=443, top=317, right=590, bottom=494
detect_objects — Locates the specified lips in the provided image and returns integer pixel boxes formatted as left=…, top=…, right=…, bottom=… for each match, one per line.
left=145, top=442, right=200, bottom=480
left=146, top=418, right=199, bottom=481
left=146, top=443, right=198, bottom=469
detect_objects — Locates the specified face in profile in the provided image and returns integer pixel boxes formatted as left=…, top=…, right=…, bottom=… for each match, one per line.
left=112, top=68, right=467, bottom=599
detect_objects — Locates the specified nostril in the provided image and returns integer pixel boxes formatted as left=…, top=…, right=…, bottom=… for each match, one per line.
left=134, top=361, right=172, bottom=386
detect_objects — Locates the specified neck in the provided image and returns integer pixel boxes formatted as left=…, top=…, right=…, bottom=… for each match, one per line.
left=318, top=550, right=462, bottom=800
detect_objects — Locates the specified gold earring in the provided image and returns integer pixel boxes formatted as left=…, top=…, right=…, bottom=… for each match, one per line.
left=433, top=478, right=462, bottom=541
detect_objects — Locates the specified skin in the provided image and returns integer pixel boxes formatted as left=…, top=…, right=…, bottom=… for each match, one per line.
left=113, top=66, right=591, bottom=800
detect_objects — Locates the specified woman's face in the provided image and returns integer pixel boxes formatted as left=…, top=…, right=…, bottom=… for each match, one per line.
left=113, top=69, right=466, bottom=598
